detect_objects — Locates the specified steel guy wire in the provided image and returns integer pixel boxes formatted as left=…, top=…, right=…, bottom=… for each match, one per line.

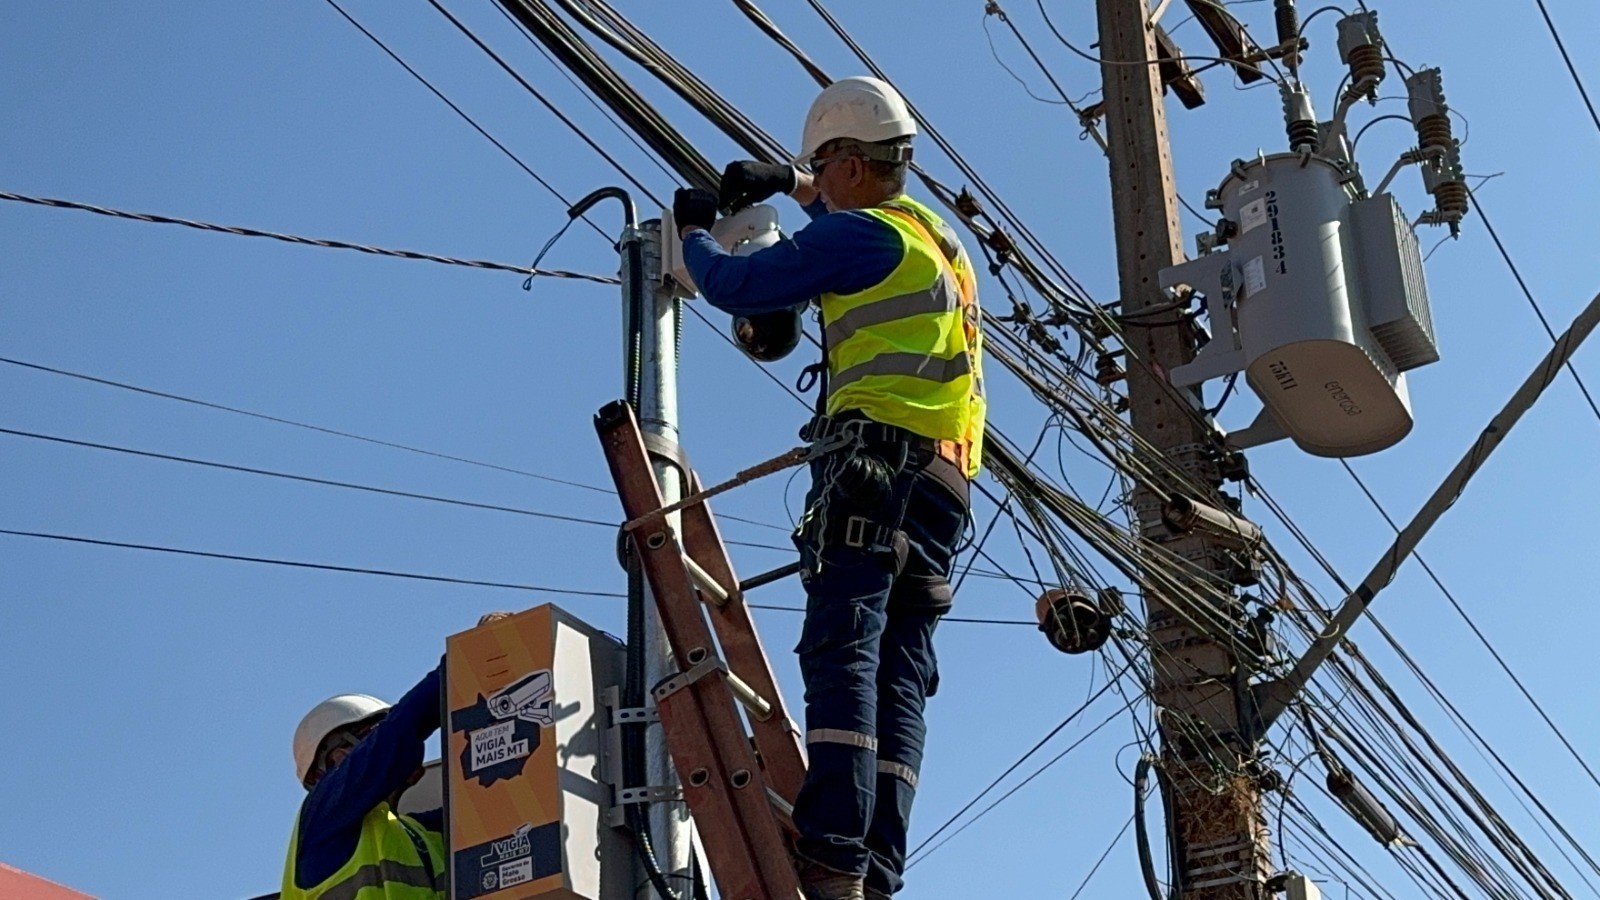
left=0, top=191, right=616, bottom=283
left=0, top=528, right=628, bottom=598
left=318, top=0, right=611, bottom=242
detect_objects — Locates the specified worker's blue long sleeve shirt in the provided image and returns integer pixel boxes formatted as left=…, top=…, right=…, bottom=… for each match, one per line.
left=293, top=666, right=442, bottom=889
left=683, top=198, right=905, bottom=314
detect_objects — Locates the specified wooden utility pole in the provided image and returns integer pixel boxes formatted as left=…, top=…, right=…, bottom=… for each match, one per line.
left=1095, top=1, right=1273, bottom=897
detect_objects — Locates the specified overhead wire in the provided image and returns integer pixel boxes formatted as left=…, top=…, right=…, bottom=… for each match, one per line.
left=421, top=0, right=666, bottom=206
left=487, top=1, right=684, bottom=186
left=1, top=426, right=621, bottom=529
left=419, top=4, right=1599, bottom=892
left=318, top=0, right=612, bottom=242
left=1468, top=189, right=1600, bottom=427
left=0, top=190, right=616, bottom=283
left=1529, top=0, right=1600, bottom=141
left=0, top=355, right=612, bottom=495
left=1338, top=458, right=1600, bottom=795
left=0, top=528, right=627, bottom=598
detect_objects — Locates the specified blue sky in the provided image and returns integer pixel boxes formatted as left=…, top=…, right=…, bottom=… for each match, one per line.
left=4, top=2, right=1600, bottom=898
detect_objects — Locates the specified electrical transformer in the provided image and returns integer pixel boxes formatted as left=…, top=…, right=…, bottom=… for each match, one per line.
left=1161, top=153, right=1439, bottom=457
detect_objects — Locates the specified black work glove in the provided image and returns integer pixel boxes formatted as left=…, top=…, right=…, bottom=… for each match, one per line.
left=718, top=161, right=796, bottom=211
left=673, top=187, right=718, bottom=236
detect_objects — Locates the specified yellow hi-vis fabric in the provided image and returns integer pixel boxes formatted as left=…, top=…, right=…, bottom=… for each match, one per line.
left=281, top=802, right=446, bottom=900
left=821, top=194, right=986, bottom=477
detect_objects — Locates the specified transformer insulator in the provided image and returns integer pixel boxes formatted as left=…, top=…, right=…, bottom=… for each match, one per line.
left=1274, top=0, right=1300, bottom=45
left=1286, top=118, right=1320, bottom=152
left=1274, top=0, right=1302, bottom=71
left=1035, top=588, right=1113, bottom=655
left=1433, top=181, right=1469, bottom=219
left=1344, top=44, right=1385, bottom=101
left=1415, top=114, right=1453, bottom=151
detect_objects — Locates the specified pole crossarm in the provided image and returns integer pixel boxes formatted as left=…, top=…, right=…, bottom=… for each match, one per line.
left=1256, top=290, right=1600, bottom=729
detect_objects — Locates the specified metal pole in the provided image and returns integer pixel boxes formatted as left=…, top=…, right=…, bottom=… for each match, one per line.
left=1095, top=1, right=1272, bottom=896
left=571, top=186, right=692, bottom=898
left=636, top=218, right=693, bottom=897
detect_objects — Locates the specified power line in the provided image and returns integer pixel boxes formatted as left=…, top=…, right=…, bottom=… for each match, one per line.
left=0, top=425, right=619, bottom=529
left=421, top=0, right=665, bottom=207
left=0, top=355, right=612, bottom=494
left=487, top=1, right=684, bottom=187
left=1530, top=0, right=1600, bottom=140
left=0, top=354, right=801, bottom=535
left=318, top=0, right=611, bottom=242
left=0, top=527, right=626, bottom=598
left=1338, top=459, right=1600, bottom=793
left=0, top=190, right=616, bottom=283
left=906, top=697, right=1138, bottom=868
left=1067, top=814, right=1138, bottom=900
left=1468, top=189, right=1600, bottom=426
left=906, top=658, right=1139, bottom=861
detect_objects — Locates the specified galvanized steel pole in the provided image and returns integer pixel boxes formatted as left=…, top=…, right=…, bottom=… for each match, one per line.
left=635, top=218, right=695, bottom=898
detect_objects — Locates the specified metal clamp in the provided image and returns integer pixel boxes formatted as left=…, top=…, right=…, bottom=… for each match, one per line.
left=615, top=785, right=684, bottom=806
left=653, top=656, right=774, bottom=722
left=652, top=657, right=729, bottom=702
left=612, top=706, right=660, bottom=726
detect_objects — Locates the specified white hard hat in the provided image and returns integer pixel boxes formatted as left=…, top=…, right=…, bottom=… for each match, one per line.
left=795, top=76, right=918, bottom=167
left=292, top=693, right=391, bottom=785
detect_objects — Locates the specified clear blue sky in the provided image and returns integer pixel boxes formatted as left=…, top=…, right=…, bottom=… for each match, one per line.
left=4, top=2, right=1599, bottom=898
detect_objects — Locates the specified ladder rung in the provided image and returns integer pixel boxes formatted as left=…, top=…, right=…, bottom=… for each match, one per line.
left=685, top=554, right=733, bottom=607
left=726, top=669, right=774, bottom=722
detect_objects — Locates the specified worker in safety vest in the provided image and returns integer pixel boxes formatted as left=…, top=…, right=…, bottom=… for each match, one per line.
left=673, top=76, right=984, bottom=900
left=280, top=669, right=447, bottom=899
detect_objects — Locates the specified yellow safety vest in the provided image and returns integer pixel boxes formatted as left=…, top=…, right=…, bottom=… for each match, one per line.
left=281, top=802, right=447, bottom=900
left=822, top=195, right=986, bottom=477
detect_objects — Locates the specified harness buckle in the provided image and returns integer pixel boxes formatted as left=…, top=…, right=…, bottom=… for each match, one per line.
left=844, top=515, right=871, bottom=548
left=801, top=416, right=862, bottom=461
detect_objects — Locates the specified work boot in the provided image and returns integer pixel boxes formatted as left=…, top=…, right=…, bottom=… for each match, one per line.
left=795, top=858, right=866, bottom=900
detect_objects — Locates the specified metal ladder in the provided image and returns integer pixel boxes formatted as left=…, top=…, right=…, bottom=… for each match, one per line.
left=595, top=400, right=807, bottom=900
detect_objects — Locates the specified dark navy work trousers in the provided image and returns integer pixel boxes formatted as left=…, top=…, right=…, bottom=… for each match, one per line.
left=790, top=443, right=969, bottom=896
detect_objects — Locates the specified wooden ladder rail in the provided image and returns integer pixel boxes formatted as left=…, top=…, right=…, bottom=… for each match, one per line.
left=595, top=400, right=803, bottom=900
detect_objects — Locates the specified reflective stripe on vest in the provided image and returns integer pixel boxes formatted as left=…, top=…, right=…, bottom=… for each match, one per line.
left=320, top=861, right=439, bottom=900
left=823, top=284, right=958, bottom=348
left=830, top=350, right=972, bottom=395
left=819, top=194, right=986, bottom=477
